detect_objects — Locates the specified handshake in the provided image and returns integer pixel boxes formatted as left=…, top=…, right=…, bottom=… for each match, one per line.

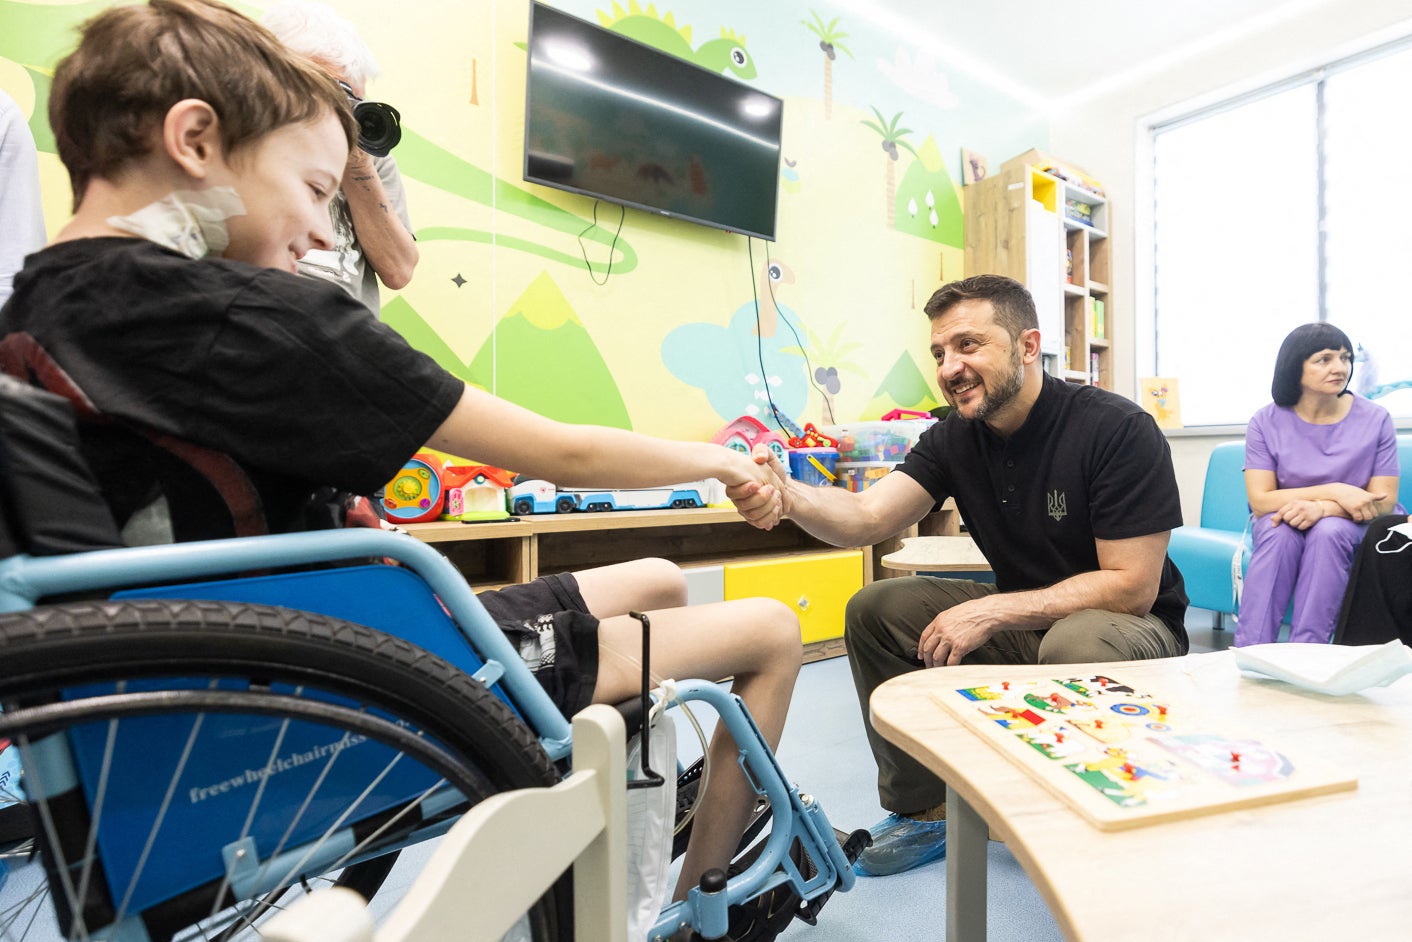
left=725, top=443, right=794, bottom=531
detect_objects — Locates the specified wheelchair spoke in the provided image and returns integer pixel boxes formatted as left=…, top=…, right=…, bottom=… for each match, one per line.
left=72, top=701, right=123, bottom=937
left=0, top=600, right=565, bottom=941
left=261, top=750, right=408, bottom=898
left=205, top=708, right=298, bottom=926
left=14, top=737, right=92, bottom=942
left=311, top=774, right=450, bottom=879
left=112, top=711, right=206, bottom=930
left=0, top=876, right=51, bottom=941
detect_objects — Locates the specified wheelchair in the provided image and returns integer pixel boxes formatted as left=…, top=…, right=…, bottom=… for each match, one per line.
left=0, top=375, right=867, bottom=941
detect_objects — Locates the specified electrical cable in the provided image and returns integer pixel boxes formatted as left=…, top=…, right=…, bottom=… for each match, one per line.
left=746, top=236, right=837, bottom=430
left=578, top=199, right=627, bottom=285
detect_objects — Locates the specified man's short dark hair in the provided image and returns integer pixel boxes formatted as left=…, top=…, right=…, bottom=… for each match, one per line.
left=1271, top=322, right=1354, bottom=406
left=923, top=275, right=1039, bottom=340
left=50, top=0, right=357, bottom=210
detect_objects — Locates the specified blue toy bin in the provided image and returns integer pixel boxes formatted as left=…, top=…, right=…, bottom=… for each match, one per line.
left=787, top=447, right=840, bottom=487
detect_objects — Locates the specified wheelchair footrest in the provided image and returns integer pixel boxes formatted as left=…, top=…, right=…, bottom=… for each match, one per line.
left=791, top=828, right=871, bottom=927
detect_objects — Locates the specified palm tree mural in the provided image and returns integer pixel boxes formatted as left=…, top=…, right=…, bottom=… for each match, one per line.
left=861, top=107, right=918, bottom=228
left=802, top=11, right=852, bottom=119
left=788, top=321, right=867, bottom=424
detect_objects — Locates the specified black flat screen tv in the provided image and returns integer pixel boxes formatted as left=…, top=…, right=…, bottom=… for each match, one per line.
left=523, top=2, right=784, bottom=241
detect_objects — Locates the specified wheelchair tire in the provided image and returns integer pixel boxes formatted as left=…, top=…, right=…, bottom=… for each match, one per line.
left=0, top=598, right=570, bottom=942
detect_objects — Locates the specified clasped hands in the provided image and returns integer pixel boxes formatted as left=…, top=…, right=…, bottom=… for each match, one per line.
left=724, top=444, right=792, bottom=530
left=1272, top=483, right=1384, bottom=530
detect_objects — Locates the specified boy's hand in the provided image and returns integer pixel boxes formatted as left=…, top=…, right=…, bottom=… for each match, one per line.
left=724, top=445, right=788, bottom=529
left=750, top=444, right=793, bottom=516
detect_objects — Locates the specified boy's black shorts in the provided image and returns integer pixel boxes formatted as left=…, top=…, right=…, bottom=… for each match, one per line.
left=477, top=572, right=600, bottom=715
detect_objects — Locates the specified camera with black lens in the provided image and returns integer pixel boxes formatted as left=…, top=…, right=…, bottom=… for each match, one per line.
left=338, top=80, right=401, bottom=158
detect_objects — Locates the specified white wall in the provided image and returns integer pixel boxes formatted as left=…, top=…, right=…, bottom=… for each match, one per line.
left=1050, top=0, right=1412, bottom=522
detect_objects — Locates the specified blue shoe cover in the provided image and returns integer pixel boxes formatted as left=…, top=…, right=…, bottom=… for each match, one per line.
left=853, top=812, right=947, bottom=877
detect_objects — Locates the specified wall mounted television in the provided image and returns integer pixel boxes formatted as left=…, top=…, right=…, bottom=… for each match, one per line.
left=523, top=2, right=784, bottom=241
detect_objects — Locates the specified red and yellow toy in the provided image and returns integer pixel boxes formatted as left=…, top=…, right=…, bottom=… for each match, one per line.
left=383, top=452, right=446, bottom=523
left=383, top=454, right=514, bottom=524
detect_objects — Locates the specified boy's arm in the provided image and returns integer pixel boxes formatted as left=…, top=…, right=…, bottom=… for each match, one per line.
left=426, top=385, right=786, bottom=512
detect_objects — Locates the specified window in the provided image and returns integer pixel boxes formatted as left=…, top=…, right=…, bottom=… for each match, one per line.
left=1151, top=40, right=1412, bottom=427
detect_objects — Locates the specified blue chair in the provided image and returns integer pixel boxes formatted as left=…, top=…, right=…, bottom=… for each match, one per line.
left=1168, top=442, right=1250, bottom=628
left=1170, top=435, right=1412, bottom=630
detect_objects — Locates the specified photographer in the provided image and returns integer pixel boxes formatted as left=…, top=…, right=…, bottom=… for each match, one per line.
left=262, top=0, right=417, bottom=314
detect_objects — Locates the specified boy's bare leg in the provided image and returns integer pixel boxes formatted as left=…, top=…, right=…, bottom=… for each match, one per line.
left=588, top=594, right=802, bottom=900
left=574, top=557, right=688, bottom=615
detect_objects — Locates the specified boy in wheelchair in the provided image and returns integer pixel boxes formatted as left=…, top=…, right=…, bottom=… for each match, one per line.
left=0, top=0, right=844, bottom=922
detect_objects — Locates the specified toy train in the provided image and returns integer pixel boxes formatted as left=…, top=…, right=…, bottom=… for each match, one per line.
left=509, top=480, right=706, bottom=515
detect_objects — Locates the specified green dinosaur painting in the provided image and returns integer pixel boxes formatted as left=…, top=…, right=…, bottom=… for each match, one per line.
left=598, top=1, right=757, bottom=80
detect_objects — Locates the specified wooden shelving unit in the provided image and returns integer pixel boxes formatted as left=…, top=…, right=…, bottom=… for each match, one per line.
left=964, top=149, right=1113, bottom=390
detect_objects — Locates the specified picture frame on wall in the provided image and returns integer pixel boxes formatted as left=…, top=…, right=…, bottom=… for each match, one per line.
left=961, top=148, right=988, bottom=185
left=1140, top=377, right=1184, bottom=429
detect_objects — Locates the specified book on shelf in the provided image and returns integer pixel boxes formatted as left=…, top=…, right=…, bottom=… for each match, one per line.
left=1088, top=297, right=1105, bottom=339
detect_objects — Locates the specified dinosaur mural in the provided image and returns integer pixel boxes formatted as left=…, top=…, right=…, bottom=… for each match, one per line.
left=660, top=259, right=810, bottom=424
left=599, top=1, right=758, bottom=80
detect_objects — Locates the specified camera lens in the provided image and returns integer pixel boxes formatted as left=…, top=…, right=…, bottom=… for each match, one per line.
left=353, top=101, right=401, bottom=158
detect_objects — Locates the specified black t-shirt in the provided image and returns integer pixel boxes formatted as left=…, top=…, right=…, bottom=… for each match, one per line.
left=0, top=238, right=464, bottom=539
left=897, top=373, right=1189, bottom=649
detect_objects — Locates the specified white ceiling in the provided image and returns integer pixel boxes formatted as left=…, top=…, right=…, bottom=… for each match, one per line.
left=846, top=0, right=1347, bottom=110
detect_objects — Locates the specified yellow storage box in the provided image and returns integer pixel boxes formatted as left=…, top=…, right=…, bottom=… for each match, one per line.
left=722, top=550, right=864, bottom=645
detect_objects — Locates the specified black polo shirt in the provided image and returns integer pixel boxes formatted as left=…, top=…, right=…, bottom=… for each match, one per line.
left=897, top=373, right=1188, bottom=649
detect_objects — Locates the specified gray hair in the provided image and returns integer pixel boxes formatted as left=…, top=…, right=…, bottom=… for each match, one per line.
left=261, top=0, right=380, bottom=88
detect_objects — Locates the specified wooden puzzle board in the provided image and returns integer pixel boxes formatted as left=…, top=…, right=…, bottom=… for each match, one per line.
left=930, top=672, right=1358, bottom=830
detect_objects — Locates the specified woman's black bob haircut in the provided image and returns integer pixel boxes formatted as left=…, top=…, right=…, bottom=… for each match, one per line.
left=1271, top=322, right=1354, bottom=406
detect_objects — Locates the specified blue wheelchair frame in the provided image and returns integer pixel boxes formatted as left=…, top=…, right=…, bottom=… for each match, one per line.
left=0, top=526, right=856, bottom=940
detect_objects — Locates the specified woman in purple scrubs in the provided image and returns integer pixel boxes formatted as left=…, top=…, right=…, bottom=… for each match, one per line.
left=1239, top=323, right=1403, bottom=646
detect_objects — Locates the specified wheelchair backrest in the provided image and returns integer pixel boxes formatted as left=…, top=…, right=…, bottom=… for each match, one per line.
left=0, top=373, right=124, bottom=560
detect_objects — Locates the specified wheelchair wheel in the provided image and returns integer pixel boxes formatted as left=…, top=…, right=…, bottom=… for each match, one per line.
left=0, top=598, right=569, bottom=941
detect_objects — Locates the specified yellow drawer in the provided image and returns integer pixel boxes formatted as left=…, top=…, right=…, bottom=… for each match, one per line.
left=722, top=550, right=863, bottom=644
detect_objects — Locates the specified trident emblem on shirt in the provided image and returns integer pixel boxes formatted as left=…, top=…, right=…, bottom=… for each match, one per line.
left=1047, top=490, right=1067, bottom=522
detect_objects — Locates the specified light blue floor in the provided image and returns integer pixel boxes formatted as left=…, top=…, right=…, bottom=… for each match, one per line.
left=769, top=654, right=1062, bottom=942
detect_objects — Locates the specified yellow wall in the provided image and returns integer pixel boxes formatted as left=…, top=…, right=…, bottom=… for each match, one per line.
left=1, top=0, right=1047, bottom=443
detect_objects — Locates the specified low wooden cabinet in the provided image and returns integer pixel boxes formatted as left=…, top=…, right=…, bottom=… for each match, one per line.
left=404, top=507, right=877, bottom=659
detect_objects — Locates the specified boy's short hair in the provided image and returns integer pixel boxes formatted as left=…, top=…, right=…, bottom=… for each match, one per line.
left=924, top=274, right=1039, bottom=341
left=50, top=0, right=357, bottom=209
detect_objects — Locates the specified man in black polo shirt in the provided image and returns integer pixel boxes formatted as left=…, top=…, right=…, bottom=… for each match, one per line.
left=732, top=274, right=1187, bottom=877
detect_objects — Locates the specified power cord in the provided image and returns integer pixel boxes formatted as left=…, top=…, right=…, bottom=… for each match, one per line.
left=578, top=199, right=627, bottom=285
left=745, top=236, right=837, bottom=430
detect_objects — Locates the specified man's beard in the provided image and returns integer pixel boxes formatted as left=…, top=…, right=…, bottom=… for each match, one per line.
left=955, top=347, right=1024, bottom=421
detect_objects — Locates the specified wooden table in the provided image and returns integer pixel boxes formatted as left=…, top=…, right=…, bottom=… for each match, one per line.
left=879, top=536, right=990, bottom=573
left=869, top=652, right=1412, bottom=941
